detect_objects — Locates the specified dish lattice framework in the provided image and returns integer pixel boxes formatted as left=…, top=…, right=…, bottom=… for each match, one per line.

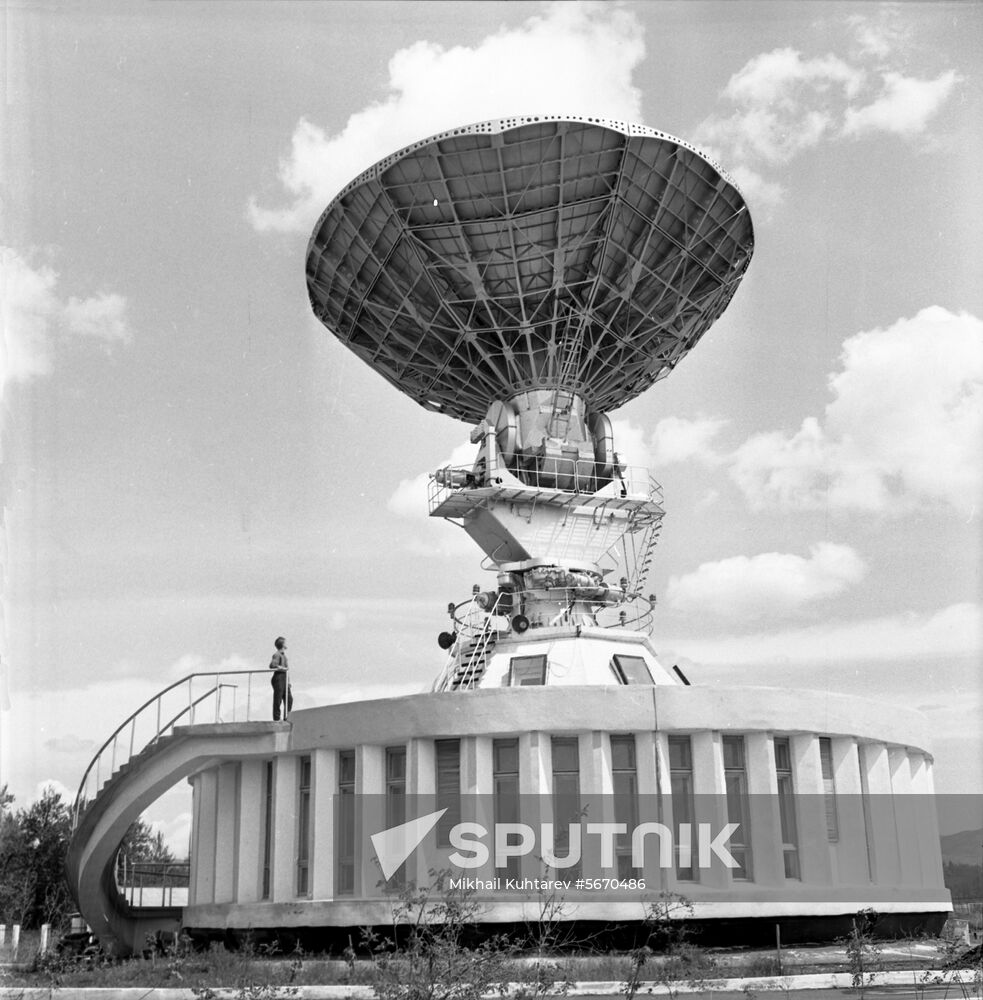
left=307, top=116, right=754, bottom=424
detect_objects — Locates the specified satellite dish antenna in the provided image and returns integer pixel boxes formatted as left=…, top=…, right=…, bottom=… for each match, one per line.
left=307, top=116, right=753, bottom=643
left=307, top=116, right=752, bottom=425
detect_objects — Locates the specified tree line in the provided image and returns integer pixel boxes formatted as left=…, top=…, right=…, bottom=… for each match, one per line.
left=0, top=784, right=180, bottom=930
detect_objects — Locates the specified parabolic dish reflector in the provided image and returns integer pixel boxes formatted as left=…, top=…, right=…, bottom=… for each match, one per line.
left=307, top=116, right=753, bottom=423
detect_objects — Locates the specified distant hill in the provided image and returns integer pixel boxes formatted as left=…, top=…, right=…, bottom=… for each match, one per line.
left=941, top=829, right=983, bottom=866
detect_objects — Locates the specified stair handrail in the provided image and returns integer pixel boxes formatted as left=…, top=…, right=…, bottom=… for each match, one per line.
left=72, top=669, right=271, bottom=829
left=458, top=593, right=505, bottom=690
left=154, top=683, right=239, bottom=742
left=431, top=594, right=481, bottom=692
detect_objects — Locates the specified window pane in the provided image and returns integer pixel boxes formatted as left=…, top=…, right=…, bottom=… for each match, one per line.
left=297, top=755, right=312, bottom=896
left=339, top=750, right=355, bottom=784
left=668, top=735, right=691, bottom=770
left=723, top=735, right=745, bottom=770
left=435, top=739, right=461, bottom=847
left=612, top=655, right=654, bottom=685
left=387, top=746, right=406, bottom=782
left=551, top=738, right=580, bottom=876
left=337, top=751, right=356, bottom=896
left=774, top=738, right=791, bottom=773
left=610, top=735, right=636, bottom=771
left=494, top=739, right=518, bottom=775
left=511, top=655, right=547, bottom=685
left=819, top=738, right=834, bottom=779
left=723, top=736, right=752, bottom=880
left=668, top=735, right=695, bottom=880
left=493, top=739, right=520, bottom=879
left=551, top=737, right=580, bottom=773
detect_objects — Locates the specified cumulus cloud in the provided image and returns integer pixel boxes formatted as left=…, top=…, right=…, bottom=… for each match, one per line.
left=62, top=292, right=128, bottom=342
left=846, top=9, right=914, bottom=62
left=1, top=247, right=131, bottom=397
left=695, top=14, right=960, bottom=208
left=697, top=50, right=861, bottom=171
left=163, top=651, right=255, bottom=683
left=386, top=441, right=482, bottom=559
left=249, top=2, right=645, bottom=233
left=662, top=601, right=981, bottom=666
left=35, top=778, right=73, bottom=803
left=648, top=416, right=727, bottom=468
left=388, top=441, right=477, bottom=519
left=731, top=307, right=983, bottom=514
left=607, top=416, right=727, bottom=473
left=388, top=307, right=980, bottom=521
left=667, top=542, right=866, bottom=622
left=151, top=811, right=192, bottom=858
left=608, top=418, right=652, bottom=470
left=842, top=70, right=960, bottom=138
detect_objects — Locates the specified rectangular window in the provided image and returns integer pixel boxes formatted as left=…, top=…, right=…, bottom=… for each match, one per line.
left=551, top=737, right=581, bottom=877
left=668, top=736, right=695, bottom=881
left=510, top=655, right=547, bottom=686
left=819, top=737, right=839, bottom=842
left=493, top=738, right=520, bottom=879
left=261, top=760, right=274, bottom=899
left=336, top=750, right=356, bottom=896
left=611, top=655, right=654, bottom=685
left=296, top=756, right=312, bottom=896
left=723, top=735, right=752, bottom=880
left=385, top=746, right=407, bottom=887
left=773, top=738, right=800, bottom=880
left=435, top=739, right=461, bottom=847
left=611, top=735, right=638, bottom=878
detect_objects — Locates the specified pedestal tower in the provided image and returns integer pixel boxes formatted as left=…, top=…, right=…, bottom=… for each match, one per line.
left=307, top=116, right=753, bottom=688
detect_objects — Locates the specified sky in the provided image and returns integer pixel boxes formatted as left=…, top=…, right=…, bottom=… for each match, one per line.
left=2, top=1, right=981, bottom=852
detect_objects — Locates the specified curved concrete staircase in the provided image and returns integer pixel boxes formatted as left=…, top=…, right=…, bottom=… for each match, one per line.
left=65, top=671, right=287, bottom=956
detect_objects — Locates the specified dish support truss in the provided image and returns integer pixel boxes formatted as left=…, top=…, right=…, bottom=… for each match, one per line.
left=307, top=117, right=753, bottom=425
left=429, top=391, right=664, bottom=635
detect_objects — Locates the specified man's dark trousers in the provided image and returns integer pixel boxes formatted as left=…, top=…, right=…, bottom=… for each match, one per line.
left=272, top=671, right=293, bottom=720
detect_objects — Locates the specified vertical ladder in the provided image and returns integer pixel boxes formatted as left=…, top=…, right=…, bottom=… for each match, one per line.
left=547, top=311, right=588, bottom=440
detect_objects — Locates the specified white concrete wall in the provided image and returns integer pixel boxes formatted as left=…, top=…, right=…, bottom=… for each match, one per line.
left=185, top=687, right=946, bottom=921
left=288, top=684, right=934, bottom=753
left=477, top=631, right=676, bottom=687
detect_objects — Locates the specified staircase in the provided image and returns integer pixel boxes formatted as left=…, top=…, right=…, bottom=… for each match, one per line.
left=450, top=628, right=498, bottom=690
left=622, top=510, right=663, bottom=632
left=66, top=670, right=281, bottom=956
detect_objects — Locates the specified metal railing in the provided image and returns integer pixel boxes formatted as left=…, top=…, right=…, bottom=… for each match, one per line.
left=432, top=593, right=485, bottom=692
left=115, top=859, right=190, bottom=909
left=432, top=585, right=658, bottom=692
left=72, top=669, right=272, bottom=829
left=455, top=592, right=507, bottom=691
left=447, top=586, right=656, bottom=635
left=429, top=460, right=663, bottom=513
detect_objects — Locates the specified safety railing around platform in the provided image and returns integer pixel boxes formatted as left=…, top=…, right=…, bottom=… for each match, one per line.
left=115, top=859, right=190, bottom=908
left=432, top=586, right=658, bottom=691
left=72, top=670, right=272, bottom=829
left=448, top=586, right=657, bottom=636
left=428, top=460, right=663, bottom=514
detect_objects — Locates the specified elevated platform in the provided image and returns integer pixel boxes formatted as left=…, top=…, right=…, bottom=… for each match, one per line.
left=67, top=673, right=950, bottom=955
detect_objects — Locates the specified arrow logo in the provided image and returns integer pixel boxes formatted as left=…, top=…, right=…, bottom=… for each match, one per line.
left=370, top=809, right=446, bottom=880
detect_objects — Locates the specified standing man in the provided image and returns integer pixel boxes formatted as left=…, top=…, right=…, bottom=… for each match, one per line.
left=270, top=636, right=293, bottom=721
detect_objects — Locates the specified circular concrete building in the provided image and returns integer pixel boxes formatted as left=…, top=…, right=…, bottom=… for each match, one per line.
left=67, top=117, right=950, bottom=955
